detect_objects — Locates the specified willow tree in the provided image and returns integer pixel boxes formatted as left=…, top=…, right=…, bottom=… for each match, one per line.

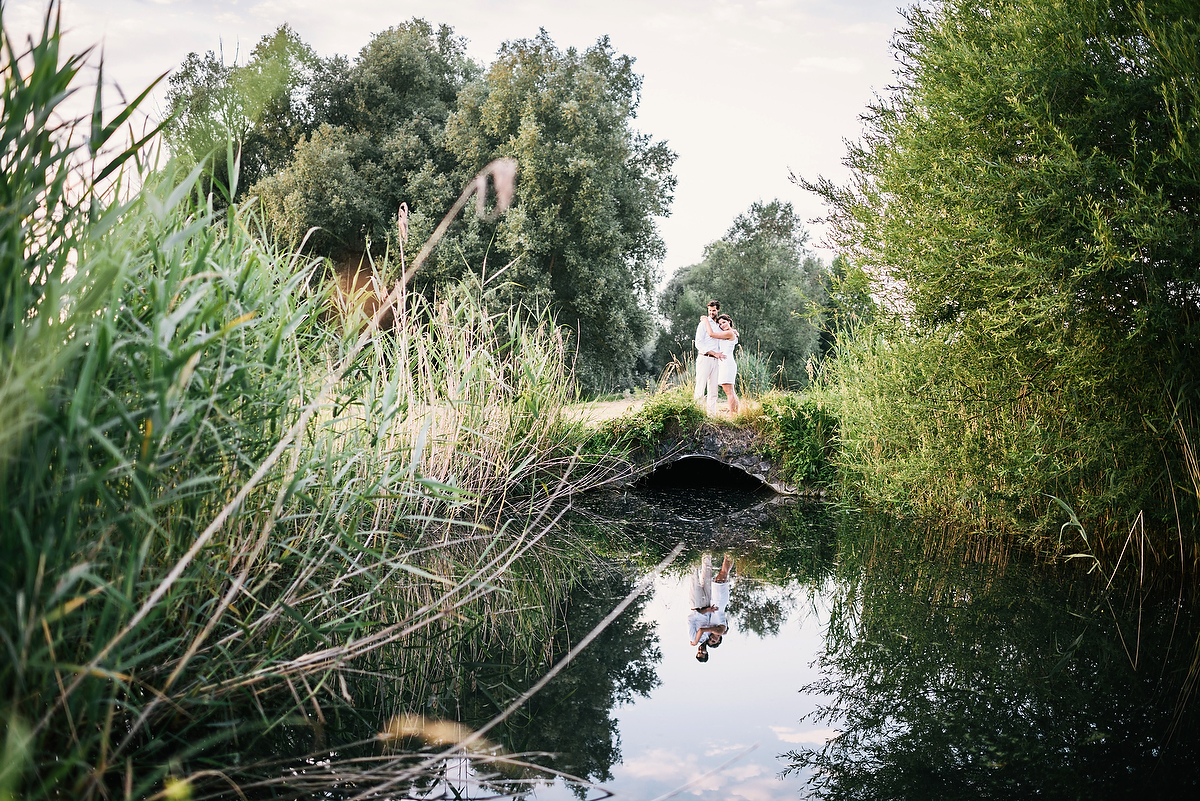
left=804, top=0, right=1200, bottom=534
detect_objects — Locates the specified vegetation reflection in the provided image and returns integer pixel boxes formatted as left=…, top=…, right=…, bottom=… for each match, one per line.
left=787, top=518, right=1200, bottom=799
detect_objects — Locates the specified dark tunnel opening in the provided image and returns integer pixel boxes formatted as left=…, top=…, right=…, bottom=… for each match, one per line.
left=636, top=455, right=770, bottom=491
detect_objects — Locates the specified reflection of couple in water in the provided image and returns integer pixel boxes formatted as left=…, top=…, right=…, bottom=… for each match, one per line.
left=688, top=554, right=733, bottom=663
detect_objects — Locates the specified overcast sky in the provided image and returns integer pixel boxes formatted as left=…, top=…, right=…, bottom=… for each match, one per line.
left=7, top=0, right=909, bottom=277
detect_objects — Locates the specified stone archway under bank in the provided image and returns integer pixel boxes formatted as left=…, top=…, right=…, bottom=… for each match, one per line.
left=619, top=425, right=826, bottom=498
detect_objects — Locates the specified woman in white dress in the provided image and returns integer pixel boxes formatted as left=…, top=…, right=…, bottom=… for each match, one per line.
left=704, top=314, right=740, bottom=414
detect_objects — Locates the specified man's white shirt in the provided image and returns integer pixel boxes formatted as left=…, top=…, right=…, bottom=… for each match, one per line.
left=694, top=316, right=721, bottom=356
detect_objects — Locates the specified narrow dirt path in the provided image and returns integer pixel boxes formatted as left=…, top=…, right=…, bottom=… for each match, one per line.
left=563, top=398, right=645, bottom=425
left=565, top=397, right=735, bottom=426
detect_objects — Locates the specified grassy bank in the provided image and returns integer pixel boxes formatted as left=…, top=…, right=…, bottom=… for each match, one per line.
left=809, top=319, right=1200, bottom=561
left=0, top=14, right=630, bottom=798
left=587, top=385, right=838, bottom=489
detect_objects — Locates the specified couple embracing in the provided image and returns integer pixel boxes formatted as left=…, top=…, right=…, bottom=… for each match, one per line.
left=693, top=300, right=741, bottom=415
left=688, top=554, right=733, bottom=663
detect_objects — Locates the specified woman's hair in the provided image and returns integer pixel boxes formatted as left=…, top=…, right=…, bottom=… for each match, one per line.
left=717, top=314, right=732, bottom=325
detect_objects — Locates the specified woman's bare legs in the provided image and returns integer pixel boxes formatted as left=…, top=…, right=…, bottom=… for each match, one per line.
left=721, top=383, right=740, bottom=414
left=714, top=555, right=733, bottom=583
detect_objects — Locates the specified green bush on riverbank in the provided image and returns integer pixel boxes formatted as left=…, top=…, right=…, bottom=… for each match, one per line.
left=752, top=393, right=838, bottom=486
left=588, top=389, right=706, bottom=451
left=801, top=0, right=1200, bottom=549
left=586, top=387, right=837, bottom=489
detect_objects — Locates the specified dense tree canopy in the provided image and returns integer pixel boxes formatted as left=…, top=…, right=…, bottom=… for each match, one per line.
left=443, top=31, right=677, bottom=391
left=163, top=25, right=320, bottom=200
left=164, top=23, right=674, bottom=392
left=805, top=0, right=1200, bottom=531
left=655, top=201, right=826, bottom=385
left=251, top=20, right=476, bottom=258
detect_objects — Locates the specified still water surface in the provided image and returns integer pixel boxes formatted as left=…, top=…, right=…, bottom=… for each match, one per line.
left=459, top=486, right=1200, bottom=800
left=533, top=566, right=833, bottom=799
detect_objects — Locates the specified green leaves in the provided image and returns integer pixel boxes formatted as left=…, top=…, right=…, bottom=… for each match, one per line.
left=804, top=0, right=1200, bottom=537
left=247, top=20, right=473, bottom=256
left=444, top=32, right=676, bottom=392
left=162, top=24, right=322, bottom=208
left=167, top=22, right=673, bottom=392
left=656, top=201, right=825, bottom=388
left=756, top=392, right=839, bottom=486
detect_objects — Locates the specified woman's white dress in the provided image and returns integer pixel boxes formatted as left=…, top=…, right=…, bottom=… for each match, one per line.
left=717, top=333, right=738, bottom=385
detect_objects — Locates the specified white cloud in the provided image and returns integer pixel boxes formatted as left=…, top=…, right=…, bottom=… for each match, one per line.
left=725, top=777, right=792, bottom=801
left=704, top=742, right=755, bottom=757
left=618, top=745, right=775, bottom=800
left=770, top=725, right=840, bottom=744
left=722, top=763, right=765, bottom=781
left=622, top=747, right=697, bottom=780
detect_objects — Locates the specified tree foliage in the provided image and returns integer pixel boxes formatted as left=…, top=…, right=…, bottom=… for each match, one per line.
left=250, top=20, right=476, bottom=258
left=165, top=24, right=674, bottom=392
left=817, top=254, right=877, bottom=358
left=443, top=31, right=677, bottom=392
left=656, top=200, right=826, bottom=386
left=163, top=24, right=320, bottom=201
left=804, top=0, right=1200, bottom=534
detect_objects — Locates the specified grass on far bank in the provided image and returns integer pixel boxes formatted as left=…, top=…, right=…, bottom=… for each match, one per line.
left=585, top=382, right=837, bottom=488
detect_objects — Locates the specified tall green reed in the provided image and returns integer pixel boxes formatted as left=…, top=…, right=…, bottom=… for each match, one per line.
left=812, top=316, right=1199, bottom=559
left=1, top=10, right=628, bottom=798
left=0, top=3, right=161, bottom=465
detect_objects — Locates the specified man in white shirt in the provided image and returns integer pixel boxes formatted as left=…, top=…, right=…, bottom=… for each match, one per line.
left=693, top=300, right=724, bottom=415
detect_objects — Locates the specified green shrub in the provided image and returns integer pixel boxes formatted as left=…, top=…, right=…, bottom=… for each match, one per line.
left=754, top=392, right=838, bottom=485
left=736, top=349, right=774, bottom=398
left=590, top=387, right=706, bottom=451
left=813, top=318, right=1179, bottom=535
left=800, top=0, right=1200, bottom=543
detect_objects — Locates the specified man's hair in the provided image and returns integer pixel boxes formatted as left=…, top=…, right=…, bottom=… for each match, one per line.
left=695, top=647, right=709, bottom=663
left=707, top=300, right=720, bottom=309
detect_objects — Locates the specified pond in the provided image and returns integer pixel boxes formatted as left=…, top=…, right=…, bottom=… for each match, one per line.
left=417, top=486, right=1200, bottom=800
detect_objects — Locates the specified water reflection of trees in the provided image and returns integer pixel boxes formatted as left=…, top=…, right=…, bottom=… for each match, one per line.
left=151, top=544, right=657, bottom=800
left=788, top=518, right=1200, bottom=799
left=457, top=563, right=661, bottom=797
left=723, top=502, right=838, bottom=637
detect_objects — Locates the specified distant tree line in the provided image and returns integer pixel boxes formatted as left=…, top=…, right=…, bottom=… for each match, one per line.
left=164, top=22, right=676, bottom=392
